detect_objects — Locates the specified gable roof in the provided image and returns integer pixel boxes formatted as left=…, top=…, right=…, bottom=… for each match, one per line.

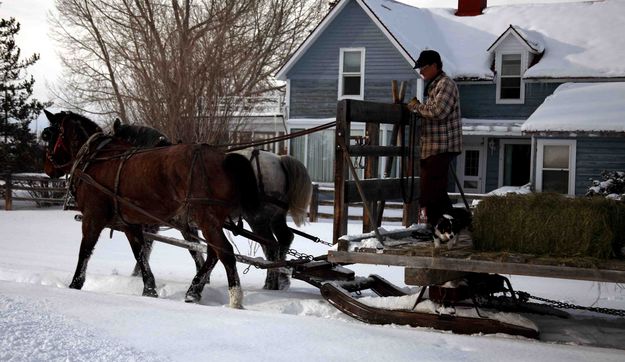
left=276, top=0, right=625, bottom=81
left=521, top=82, right=625, bottom=134
left=487, top=25, right=544, bottom=54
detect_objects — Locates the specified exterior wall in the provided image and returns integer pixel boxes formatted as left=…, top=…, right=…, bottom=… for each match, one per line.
left=575, top=137, right=625, bottom=195
left=458, top=82, right=561, bottom=119
left=287, top=0, right=417, bottom=119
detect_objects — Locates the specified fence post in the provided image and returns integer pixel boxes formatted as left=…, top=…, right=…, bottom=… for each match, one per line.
left=309, top=183, right=319, bottom=222
left=4, top=173, right=12, bottom=210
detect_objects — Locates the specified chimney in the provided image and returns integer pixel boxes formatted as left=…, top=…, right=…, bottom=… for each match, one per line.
left=456, top=0, right=487, bottom=16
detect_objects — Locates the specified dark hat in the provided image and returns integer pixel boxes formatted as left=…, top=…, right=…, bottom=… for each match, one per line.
left=414, top=50, right=442, bottom=69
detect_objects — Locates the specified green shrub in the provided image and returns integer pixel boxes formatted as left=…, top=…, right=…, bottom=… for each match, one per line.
left=472, top=193, right=625, bottom=259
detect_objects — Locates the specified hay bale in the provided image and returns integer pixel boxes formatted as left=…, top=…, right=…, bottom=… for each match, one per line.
left=472, top=193, right=625, bottom=259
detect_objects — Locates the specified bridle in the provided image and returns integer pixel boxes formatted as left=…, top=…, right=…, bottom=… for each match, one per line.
left=43, top=113, right=92, bottom=171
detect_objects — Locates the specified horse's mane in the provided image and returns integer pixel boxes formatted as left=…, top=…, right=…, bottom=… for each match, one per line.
left=113, top=119, right=171, bottom=147
left=63, top=111, right=102, bottom=135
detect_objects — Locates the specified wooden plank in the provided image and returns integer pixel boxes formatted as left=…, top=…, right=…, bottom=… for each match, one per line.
left=348, top=145, right=407, bottom=157
left=363, top=123, right=380, bottom=233
left=333, top=101, right=350, bottom=245
left=347, top=99, right=406, bottom=125
left=405, top=268, right=469, bottom=286
left=328, top=251, right=625, bottom=284
left=345, top=178, right=419, bottom=203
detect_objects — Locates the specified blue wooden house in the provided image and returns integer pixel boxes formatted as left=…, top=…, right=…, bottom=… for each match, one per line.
left=275, top=0, right=625, bottom=196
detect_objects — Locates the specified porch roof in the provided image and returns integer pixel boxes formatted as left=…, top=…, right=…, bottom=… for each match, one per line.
left=462, top=118, right=524, bottom=136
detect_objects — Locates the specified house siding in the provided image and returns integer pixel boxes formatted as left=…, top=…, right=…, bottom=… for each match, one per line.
left=458, top=82, right=561, bottom=119
left=288, top=0, right=416, bottom=119
left=575, top=137, right=625, bottom=195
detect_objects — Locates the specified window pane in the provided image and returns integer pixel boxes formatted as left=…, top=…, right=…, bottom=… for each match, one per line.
left=464, top=150, right=480, bottom=177
left=501, top=54, right=521, bottom=76
left=343, top=76, right=361, bottom=95
left=307, top=129, right=334, bottom=183
left=543, top=145, right=569, bottom=169
left=542, top=170, right=569, bottom=193
left=500, top=77, right=521, bottom=99
left=343, top=51, right=361, bottom=72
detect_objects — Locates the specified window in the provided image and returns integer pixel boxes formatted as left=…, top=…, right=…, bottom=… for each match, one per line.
left=338, top=48, right=365, bottom=100
left=536, top=139, right=576, bottom=195
left=496, top=53, right=524, bottom=104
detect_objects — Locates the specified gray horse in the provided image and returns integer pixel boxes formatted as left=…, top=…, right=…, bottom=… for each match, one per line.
left=114, top=121, right=312, bottom=291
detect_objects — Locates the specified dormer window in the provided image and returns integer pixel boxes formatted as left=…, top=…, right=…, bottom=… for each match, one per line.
left=338, top=48, right=365, bottom=100
left=498, top=53, right=523, bottom=101
left=488, top=25, right=544, bottom=105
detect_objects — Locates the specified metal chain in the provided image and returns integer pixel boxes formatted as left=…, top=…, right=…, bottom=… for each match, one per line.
left=516, top=291, right=625, bottom=317
left=287, top=248, right=315, bottom=261
left=312, top=238, right=333, bottom=247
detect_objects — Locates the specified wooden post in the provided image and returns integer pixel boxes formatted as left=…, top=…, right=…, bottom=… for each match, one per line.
left=4, top=173, right=12, bottom=210
left=309, top=183, right=319, bottom=222
left=362, top=122, right=379, bottom=233
left=333, top=100, right=350, bottom=246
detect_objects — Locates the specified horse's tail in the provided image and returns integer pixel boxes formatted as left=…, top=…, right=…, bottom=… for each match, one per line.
left=223, top=153, right=260, bottom=215
left=279, top=155, right=312, bottom=227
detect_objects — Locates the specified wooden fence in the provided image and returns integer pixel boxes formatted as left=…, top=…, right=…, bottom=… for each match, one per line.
left=1, top=174, right=67, bottom=210
left=307, top=183, right=404, bottom=223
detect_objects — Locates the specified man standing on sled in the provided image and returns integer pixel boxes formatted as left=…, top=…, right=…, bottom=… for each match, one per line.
left=406, top=50, right=463, bottom=233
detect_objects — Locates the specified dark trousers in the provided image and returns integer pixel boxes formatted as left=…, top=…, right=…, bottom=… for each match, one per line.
left=420, top=153, right=454, bottom=225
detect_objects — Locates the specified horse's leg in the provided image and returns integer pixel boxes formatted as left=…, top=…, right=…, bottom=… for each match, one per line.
left=189, top=226, right=242, bottom=308
left=184, top=246, right=218, bottom=303
left=270, top=213, right=294, bottom=290
left=124, top=224, right=158, bottom=297
left=182, top=225, right=206, bottom=274
left=131, top=224, right=156, bottom=277
left=69, top=216, right=105, bottom=290
left=248, top=219, right=282, bottom=290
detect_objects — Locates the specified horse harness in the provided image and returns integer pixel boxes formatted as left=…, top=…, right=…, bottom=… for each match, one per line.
left=61, top=133, right=234, bottom=230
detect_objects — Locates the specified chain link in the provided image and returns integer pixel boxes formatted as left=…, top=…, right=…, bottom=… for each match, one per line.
left=517, top=291, right=625, bottom=317
left=287, top=248, right=315, bottom=261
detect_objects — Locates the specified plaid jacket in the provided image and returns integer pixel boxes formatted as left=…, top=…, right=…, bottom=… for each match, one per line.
left=414, top=72, right=462, bottom=160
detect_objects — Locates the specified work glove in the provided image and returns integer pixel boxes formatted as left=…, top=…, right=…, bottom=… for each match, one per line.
left=407, top=97, right=420, bottom=112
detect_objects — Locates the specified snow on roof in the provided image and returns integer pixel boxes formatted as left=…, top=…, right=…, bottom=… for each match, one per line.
left=462, top=118, right=524, bottom=136
left=278, top=0, right=625, bottom=80
left=521, top=82, right=625, bottom=133
left=362, top=0, right=625, bottom=79
left=487, top=25, right=544, bottom=54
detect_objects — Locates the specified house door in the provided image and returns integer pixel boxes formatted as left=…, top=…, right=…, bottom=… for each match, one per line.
left=457, top=146, right=485, bottom=194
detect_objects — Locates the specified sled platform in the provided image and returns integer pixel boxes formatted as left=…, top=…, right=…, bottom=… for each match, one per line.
left=320, top=282, right=540, bottom=339
left=328, top=238, right=625, bottom=284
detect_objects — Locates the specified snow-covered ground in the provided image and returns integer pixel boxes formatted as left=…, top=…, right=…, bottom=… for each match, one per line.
left=1, top=202, right=625, bottom=361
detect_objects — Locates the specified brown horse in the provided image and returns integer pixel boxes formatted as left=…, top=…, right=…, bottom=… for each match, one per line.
left=42, top=110, right=259, bottom=308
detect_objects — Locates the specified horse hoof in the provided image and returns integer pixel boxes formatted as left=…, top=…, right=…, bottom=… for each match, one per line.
left=143, top=288, right=158, bottom=298
left=185, top=292, right=201, bottom=303
left=68, top=281, right=83, bottom=290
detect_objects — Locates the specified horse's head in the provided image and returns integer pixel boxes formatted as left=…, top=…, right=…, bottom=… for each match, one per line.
left=42, top=110, right=102, bottom=177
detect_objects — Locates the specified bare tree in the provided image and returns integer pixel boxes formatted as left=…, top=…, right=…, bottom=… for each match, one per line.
left=50, top=0, right=327, bottom=143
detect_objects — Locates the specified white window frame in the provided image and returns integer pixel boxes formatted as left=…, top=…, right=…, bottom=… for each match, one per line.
left=338, top=48, right=365, bottom=101
left=535, top=139, right=577, bottom=196
left=498, top=139, right=531, bottom=188
left=495, top=51, right=526, bottom=104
